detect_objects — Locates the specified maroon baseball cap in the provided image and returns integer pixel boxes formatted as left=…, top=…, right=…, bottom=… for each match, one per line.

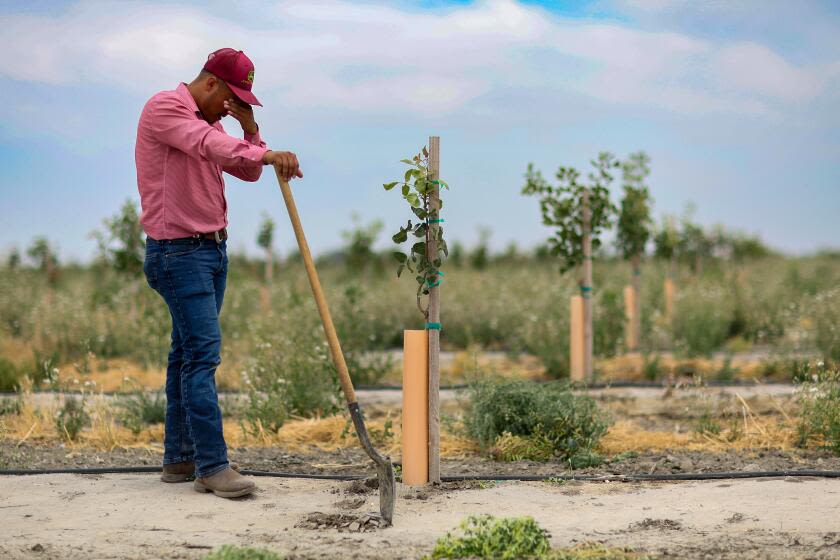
left=203, top=48, right=262, bottom=106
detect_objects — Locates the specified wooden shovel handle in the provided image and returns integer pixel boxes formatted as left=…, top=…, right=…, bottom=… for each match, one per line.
left=274, top=168, right=356, bottom=404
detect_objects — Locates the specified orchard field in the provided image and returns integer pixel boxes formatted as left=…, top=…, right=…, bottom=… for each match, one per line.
left=3, top=175, right=840, bottom=559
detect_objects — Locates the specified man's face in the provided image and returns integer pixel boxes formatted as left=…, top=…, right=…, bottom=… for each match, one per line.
left=201, top=76, right=246, bottom=123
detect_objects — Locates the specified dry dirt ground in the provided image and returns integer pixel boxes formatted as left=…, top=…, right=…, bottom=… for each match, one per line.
left=2, top=474, right=840, bottom=559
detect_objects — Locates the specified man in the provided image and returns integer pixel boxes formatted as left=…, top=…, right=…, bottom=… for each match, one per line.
left=136, top=48, right=300, bottom=498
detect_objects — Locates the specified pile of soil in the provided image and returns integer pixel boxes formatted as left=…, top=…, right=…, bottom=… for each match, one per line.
left=295, top=512, right=386, bottom=533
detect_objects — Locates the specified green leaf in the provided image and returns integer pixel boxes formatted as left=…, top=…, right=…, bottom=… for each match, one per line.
left=406, top=193, right=421, bottom=207
left=412, top=241, right=426, bottom=255
left=392, top=252, right=407, bottom=263
left=383, top=182, right=398, bottom=191
left=401, top=184, right=410, bottom=196
left=397, top=264, right=405, bottom=277
left=399, top=159, right=414, bottom=165
left=412, top=206, right=427, bottom=220
left=392, top=229, right=408, bottom=244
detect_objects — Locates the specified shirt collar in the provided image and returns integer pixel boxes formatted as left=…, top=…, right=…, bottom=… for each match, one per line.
left=176, top=83, right=202, bottom=118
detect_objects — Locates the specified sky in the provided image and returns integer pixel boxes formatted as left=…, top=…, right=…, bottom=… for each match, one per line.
left=0, top=0, right=838, bottom=263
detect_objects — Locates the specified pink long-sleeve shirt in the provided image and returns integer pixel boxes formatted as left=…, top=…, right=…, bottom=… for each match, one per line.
left=136, top=83, right=269, bottom=240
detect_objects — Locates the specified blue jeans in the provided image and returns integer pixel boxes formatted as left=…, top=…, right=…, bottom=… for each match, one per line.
left=143, top=236, right=230, bottom=478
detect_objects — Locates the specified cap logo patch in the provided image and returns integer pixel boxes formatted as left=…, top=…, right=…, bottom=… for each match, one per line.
left=243, top=70, right=254, bottom=85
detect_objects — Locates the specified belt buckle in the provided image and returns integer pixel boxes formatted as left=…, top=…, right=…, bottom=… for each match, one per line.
left=214, top=229, right=224, bottom=243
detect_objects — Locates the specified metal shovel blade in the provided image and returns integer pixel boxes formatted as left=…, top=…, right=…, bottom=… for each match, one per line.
left=348, top=402, right=396, bottom=525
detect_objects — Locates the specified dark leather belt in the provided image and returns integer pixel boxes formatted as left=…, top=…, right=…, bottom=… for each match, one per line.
left=155, top=228, right=228, bottom=243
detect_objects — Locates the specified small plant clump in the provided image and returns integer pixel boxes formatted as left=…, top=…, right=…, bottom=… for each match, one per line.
left=201, top=545, right=282, bottom=560
left=463, top=378, right=611, bottom=465
left=0, top=357, right=21, bottom=392
left=56, top=395, right=89, bottom=441
left=425, top=515, right=551, bottom=560
left=796, top=368, right=840, bottom=456
left=115, top=380, right=166, bottom=435
left=425, top=516, right=656, bottom=560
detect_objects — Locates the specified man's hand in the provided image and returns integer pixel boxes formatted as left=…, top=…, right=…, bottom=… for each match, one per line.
left=263, top=150, right=303, bottom=181
left=224, top=98, right=258, bottom=135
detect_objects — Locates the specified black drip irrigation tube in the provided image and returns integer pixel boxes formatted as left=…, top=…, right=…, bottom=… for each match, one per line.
left=2, top=466, right=840, bottom=482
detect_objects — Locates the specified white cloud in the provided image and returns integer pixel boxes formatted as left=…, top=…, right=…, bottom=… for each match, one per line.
left=713, top=42, right=824, bottom=103
left=0, top=0, right=835, bottom=120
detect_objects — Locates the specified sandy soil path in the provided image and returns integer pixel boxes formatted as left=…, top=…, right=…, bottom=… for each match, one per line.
left=1, top=474, right=839, bottom=559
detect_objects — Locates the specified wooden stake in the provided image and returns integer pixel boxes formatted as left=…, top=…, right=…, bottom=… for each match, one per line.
left=631, top=255, right=641, bottom=351
left=582, top=188, right=593, bottom=382
left=570, top=295, right=585, bottom=381
left=623, top=285, right=637, bottom=351
left=427, top=135, right=441, bottom=484
left=664, top=277, right=676, bottom=321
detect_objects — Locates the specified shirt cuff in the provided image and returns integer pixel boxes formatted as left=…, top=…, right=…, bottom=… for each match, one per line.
left=249, top=145, right=269, bottom=164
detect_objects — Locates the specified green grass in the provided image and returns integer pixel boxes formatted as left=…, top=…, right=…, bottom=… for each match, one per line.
left=202, top=545, right=282, bottom=560
left=425, top=515, right=656, bottom=560
left=425, top=515, right=551, bottom=560
left=115, top=387, right=166, bottom=435
left=1, top=254, right=839, bottom=390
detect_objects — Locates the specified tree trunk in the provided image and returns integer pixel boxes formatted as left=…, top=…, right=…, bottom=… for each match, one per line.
left=265, top=248, right=274, bottom=285
left=260, top=248, right=274, bottom=314
left=631, top=254, right=641, bottom=352
left=582, top=188, right=593, bottom=382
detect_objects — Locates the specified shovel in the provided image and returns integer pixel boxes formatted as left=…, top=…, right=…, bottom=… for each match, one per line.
left=273, top=167, right=396, bottom=526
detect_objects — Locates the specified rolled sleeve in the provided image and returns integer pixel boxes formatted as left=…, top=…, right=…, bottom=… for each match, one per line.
left=149, top=98, right=267, bottom=168
left=223, top=127, right=268, bottom=182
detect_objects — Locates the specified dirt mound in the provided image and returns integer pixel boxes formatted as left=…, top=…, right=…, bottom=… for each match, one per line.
left=629, top=518, right=683, bottom=531
left=342, top=477, right=379, bottom=494
left=295, top=512, right=386, bottom=533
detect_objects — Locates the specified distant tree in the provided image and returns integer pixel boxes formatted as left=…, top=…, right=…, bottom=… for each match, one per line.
left=27, top=236, right=59, bottom=285
left=91, top=199, right=144, bottom=276
left=522, top=151, right=618, bottom=381
left=341, top=212, right=383, bottom=275
left=469, top=227, right=492, bottom=270
left=257, top=212, right=276, bottom=284
left=534, top=243, right=552, bottom=263
left=729, top=233, right=773, bottom=261
left=496, top=241, right=520, bottom=264
left=615, top=151, right=653, bottom=351
left=678, top=206, right=712, bottom=274
left=522, top=153, right=617, bottom=275
left=6, top=247, right=20, bottom=270
left=653, top=215, right=679, bottom=265
left=449, top=240, right=464, bottom=268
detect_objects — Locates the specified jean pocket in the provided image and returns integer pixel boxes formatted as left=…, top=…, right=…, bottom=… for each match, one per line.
left=165, top=241, right=203, bottom=259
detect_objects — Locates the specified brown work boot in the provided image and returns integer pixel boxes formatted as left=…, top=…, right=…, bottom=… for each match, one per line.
left=194, top=467, right=256, bottom=498
left=161, top=460, right=240, bottom=483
